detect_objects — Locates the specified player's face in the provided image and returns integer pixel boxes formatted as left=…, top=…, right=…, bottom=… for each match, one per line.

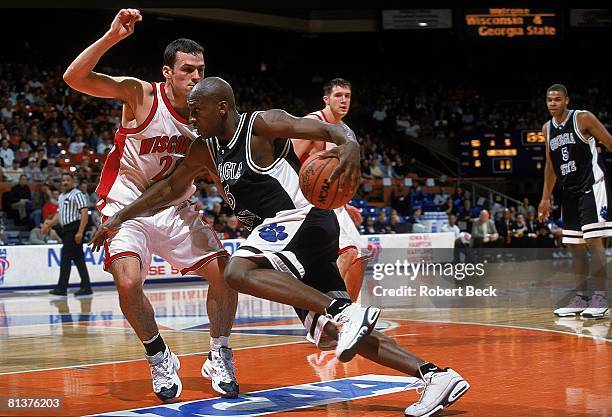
left=324, top=85, right=351, bottom=117
left=546, top=91, right=569, bottom=117
left=188, top=97, right=218, bottom=138
left=165, top=52, right=205, bottom=96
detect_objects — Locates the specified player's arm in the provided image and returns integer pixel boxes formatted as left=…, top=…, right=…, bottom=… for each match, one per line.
left=89, top=140, right=213, bottom=251
left=538, top=122, right=557, bottom=221
left=291, top=114, right=325, bottom=160
left=63, top=9, right=145, bottom=107
left=255, top=109, right=360, bottom=189
left=577, top=111, right=612, bottom=151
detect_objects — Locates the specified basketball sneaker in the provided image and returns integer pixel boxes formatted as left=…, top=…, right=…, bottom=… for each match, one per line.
left=334, top=304, right=380, bottom=362
left=201, top=347, right=239, bottom=398
left=404, top=368, right=470, bottom=417
left=146, top=347, right=182, bottom=403
left=553, top=295, right=589, bottom=317
left=580, top=294, right=609, bottom=319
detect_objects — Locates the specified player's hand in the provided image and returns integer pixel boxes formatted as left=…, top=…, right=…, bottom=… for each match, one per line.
left=538, top=198, right=551, bottom=221
left=345, top=204, right=363, bottom=227
left=326, top=141, right=361, bottom=193
left=75, top=232, right=83, bottom=245
left=89, top=215, right=122, bottom=252
left=107, top=9, right=142, bottom=42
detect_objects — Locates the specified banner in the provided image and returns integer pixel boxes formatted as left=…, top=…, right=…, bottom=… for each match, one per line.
left=0, top=233, right=454, bottom=290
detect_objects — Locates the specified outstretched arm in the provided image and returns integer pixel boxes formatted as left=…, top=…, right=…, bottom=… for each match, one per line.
left=89, top=140, right=215, bottom=251
left=578, top=111, right=612, bottom=151
left=63, top=9, right=145, bottom=108
left=254, top=110, right=360, bottom=190
left=291, top=114, right=325, bottom=160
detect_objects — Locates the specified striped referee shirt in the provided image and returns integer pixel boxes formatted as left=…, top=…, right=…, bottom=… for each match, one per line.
left=58, top=187, right=88, bottom=226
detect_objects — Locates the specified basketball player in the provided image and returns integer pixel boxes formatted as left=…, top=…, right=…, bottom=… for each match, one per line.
left=538, top=84, right=611, bottom=318
left=91, top=77, right=470, bottom=417
left=64, top=9, right=238, bottom=401
left=292, top=78, right=367, bottom=301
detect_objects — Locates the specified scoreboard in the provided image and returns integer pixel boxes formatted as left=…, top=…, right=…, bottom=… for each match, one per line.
left=458, top=130, right=546, bottom=176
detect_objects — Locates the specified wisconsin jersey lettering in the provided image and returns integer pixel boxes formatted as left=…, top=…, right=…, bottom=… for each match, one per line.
left=96, top=82, right=197, bottom=216
left=547, top=110, right=606, bottom=193
left=206, top=111, right=310, bottom=230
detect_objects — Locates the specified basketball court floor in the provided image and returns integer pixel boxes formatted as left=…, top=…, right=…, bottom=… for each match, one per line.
left=0, top=260, right=609, bottom=417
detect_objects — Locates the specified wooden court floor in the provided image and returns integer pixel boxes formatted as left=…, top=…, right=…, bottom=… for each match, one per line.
left=0, top=276, right=609, bottom=417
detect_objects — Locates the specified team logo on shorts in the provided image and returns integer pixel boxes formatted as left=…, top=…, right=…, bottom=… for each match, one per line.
left=601, top=206, right=608, bottom=219
left=258, top=223, right=289, bottom=242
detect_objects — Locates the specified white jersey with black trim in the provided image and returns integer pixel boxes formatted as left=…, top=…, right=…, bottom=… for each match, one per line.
left=96, top=82, right=197, bottom=217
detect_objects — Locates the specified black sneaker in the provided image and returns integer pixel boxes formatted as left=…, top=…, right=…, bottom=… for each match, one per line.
left=74, top=288, right=93, bottom=297
left=49, top=288, right=67, bottom=296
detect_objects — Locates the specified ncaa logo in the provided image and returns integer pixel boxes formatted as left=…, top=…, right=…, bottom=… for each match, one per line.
left=601, top=205, right=608, bottom=219
left=0, top=248, right=10, bottom=284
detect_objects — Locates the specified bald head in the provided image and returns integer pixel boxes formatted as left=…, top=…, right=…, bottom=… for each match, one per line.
left=189, top=77, right=235, bottom=109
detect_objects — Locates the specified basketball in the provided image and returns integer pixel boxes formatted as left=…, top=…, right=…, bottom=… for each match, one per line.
left=299, top=150, right=356, bottom=210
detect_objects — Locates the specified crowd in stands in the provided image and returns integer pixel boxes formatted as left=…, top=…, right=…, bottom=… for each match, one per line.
left=1, top=62, right=610, bottom=255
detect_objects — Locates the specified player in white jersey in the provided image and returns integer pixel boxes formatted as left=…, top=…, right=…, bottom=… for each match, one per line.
left=63, top=9, right=238, bottom=402
left=292, top=78, right=368, bottom=302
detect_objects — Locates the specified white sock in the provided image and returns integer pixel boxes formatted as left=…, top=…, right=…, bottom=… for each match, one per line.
left=211, top=336, right=230, bottom=351
left=594, top=291, right=606, bottom=298
left=576, top=291, right=587, bottom=297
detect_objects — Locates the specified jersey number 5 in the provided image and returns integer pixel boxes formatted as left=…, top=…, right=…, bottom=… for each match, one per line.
left=151, top=156, right=174, bottom=181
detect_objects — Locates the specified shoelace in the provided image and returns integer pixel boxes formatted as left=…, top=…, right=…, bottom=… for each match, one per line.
left=212, top=352, right=237, bottom=383
left=151, top=353, right=175, bottom=391
left=412, top=366, right=432, bottom=405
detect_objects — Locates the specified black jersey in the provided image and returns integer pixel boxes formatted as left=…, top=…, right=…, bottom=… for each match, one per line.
left=547, top=110, right=606, bottom=194
left=206, top=111, right=310, bottom=230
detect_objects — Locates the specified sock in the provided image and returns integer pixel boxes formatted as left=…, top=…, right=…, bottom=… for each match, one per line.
left=414, top=362, right=442, bottom=378
left=211, top=336, right=230, bottom=351
left=143, top=333, right=166, bottom=356
left=576, top=291, right=588, bottom=299
left=326, top=299, right=351, bottom=317
left=594, top=291, right=607, bottom=298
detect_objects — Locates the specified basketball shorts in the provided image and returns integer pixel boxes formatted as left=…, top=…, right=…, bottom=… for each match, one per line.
left=103, top=201, right=228, bottom=279
left=334, top=205, right=367, bottom=260
left=232, top=205, right=351, bottom=350
left=562, top=178, right=612, bottom=244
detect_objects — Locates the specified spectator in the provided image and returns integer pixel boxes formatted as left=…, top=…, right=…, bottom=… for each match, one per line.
left=23, top=157, right=44, bottom=182
left=0, top=225, right=8, bottom=246
left=221, top=215, right=246, bottom=239
left=470, top=209, right=499, bottom=248
left=42, top=189, right=60, bottom=221
left=15, top=140, right=31, bottom=165
left=28, top=218, right=62, bottom=244
left=495, top=208, right=514, bottom=248
left=391, top=187, right=412, bottom=217
left=4, top=160, right=24, bottom=183
left=202, top=186, right=223, bottom=211
left=0, top=139, right=14, bottom=167
left=68, top=134, right=86, bottom=155
left=510, top=213, right=529, bottom=248
left=363, top=216, right=377, bottom=235
left=7, top=174, right=32, bottom=225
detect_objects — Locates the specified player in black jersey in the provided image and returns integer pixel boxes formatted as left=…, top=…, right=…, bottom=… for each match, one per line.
left=91, top=77, right=469, bottom=417
left=539, top=84, right=612, bottom=318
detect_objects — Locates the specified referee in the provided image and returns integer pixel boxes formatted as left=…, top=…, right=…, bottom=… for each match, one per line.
left=49, top=172, right=93, bottom=296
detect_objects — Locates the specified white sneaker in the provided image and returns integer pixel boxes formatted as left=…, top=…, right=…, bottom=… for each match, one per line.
left=404, top=368, right=469, bottom=417
left=553, top=295, right=589, bottom=317
left=334, top=304, right=380, bottom=362
left=580, top=294, right=609, bottom=319
left=146, top=347, right=182, bottom=403
left=202, top=347, right=239, bottom=398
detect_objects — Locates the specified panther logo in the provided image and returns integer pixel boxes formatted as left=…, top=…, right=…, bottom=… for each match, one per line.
left=258, top=223, right=289, bottom=242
